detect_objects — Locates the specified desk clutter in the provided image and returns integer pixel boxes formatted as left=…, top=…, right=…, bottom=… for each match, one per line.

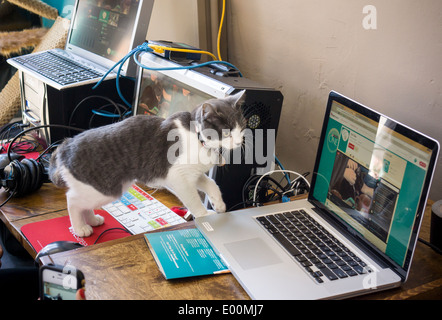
left=102, top=184, right=186, bottom=235
left=21, top=184, right=186, bottom=251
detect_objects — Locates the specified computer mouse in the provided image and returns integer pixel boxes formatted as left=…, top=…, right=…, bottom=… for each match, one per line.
left=35, top=241, right=83, bottom=262
left=0, top=152, right=23, bottom=170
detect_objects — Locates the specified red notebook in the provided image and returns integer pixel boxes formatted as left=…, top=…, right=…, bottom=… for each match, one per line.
left=21, top=210, right=131, bottom=252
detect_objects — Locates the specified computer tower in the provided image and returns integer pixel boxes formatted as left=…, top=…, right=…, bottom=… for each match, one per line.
left=19, top=70, right=134, bottom=145
left=133, top=52, right=284, bottom=210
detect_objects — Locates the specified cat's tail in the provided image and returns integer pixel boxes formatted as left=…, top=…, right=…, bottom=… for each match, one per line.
left=48, top=147, right=66, bottom=188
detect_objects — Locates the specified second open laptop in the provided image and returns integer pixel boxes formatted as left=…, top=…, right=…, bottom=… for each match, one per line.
left=8, top=0, right=154, bottom=90
left=195, top=91, right=439, bottom=300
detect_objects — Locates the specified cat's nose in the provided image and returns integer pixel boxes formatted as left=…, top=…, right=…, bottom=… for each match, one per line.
left=233, top=139, right=242, bottom=147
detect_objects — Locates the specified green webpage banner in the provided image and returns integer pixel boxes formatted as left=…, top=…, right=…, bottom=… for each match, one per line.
left=313, top=102, right=430, bottom=267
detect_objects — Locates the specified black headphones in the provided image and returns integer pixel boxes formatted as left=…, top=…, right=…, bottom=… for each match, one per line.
left=1, top=156, right=47, bottom=197
left=0, top=124, right=84, bottom=203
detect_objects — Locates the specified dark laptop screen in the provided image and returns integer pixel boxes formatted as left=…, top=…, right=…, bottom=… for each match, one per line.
left=310, top=92, right=439, bottom=275
left=68, top=0, right=141, bottom=63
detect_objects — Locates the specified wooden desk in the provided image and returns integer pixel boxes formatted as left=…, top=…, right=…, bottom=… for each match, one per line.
left=0, top=183, right=249, bottom=300
left=0, top=184, right=68, bottom=257
left=1, top=183, right=441, bottom=300
left=0, top=183, right=183, bottom=258
left=43, top=224, right=249, bottom=300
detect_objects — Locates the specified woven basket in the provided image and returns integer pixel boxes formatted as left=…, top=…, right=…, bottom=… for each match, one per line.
left=0, top=16, right=70, bottom=126
left=0, top=28, right=48, bottom=57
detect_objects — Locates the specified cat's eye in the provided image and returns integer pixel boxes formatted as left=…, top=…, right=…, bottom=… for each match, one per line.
left=222, top=131, right=231, bottom=138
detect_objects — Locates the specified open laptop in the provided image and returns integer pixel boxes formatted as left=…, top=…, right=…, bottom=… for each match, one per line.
left=8, top=0, right=154, bottom=90
left=195, top=91, right=440, bottom=300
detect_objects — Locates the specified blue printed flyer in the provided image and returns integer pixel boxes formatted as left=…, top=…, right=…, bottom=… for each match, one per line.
left=144, top=229, right=229, bottom=279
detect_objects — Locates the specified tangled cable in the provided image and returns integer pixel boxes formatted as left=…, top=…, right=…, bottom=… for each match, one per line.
left=92, top=42, right=243, bottom=112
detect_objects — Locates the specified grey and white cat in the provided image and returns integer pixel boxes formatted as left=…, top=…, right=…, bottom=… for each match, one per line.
left=49, top=91, right=246, bottom=237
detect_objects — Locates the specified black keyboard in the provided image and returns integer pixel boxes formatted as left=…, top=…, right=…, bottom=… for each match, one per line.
left=13, top=51, right=103, bottom=86
left=256, top=209, right=372, bottom=283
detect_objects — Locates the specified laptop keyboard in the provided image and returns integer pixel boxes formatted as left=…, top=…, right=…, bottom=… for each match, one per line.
left=13, top=51, right=103, bottom=86
left=256, top=209, right=372, bottom=283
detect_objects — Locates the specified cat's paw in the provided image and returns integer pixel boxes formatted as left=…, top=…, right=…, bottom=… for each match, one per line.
left=209, top=197, right=226, bottom=213
left=73, top=224, right=93, bottom=238
left=88, top=214, right=105, bottom=227
left=210, top=200, right=226, bottom=213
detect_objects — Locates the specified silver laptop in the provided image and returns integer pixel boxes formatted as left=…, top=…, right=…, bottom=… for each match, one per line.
left=8, top=0, right=154, bottom=90
left=195, top=91, right=440, bottom=300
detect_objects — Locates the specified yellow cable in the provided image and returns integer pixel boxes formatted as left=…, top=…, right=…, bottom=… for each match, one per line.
left=217, top=0, right=226, bottom=61
left=147, top=0, right=226, bottom=63
left=148, top=44, right=218, bottom=61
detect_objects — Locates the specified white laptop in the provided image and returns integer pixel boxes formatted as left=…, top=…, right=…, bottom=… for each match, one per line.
left=8, top=0, right=154, bottom=90
left=195, top=91, right=440, bottom=300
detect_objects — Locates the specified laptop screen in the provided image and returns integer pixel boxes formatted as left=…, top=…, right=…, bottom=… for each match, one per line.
left=310, top=92, right=439, bottom=276
left=65, top=0, right=153, bottom=76
left=68, top=0, right=141, bottom=62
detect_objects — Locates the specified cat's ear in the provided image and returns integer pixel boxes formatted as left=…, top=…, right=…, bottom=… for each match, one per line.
left=201, top=103, right=216, bottom=119
left=227, top=90, right=246, bottom=109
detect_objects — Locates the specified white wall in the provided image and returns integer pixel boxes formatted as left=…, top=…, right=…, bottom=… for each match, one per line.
left=146, top=0, right=200, bottom=47
left=227, top=0, right=442, bottom=200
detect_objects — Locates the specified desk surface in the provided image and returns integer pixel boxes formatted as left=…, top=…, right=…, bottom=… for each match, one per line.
left=1, top=183, right=441, bottom=300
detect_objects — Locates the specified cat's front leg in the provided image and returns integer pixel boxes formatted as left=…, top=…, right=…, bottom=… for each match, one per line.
left=166, top=180, right=210, bottom=218
left=197, top=174, right=226, bottom=213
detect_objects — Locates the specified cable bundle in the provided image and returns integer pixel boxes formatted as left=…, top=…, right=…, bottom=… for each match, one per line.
left=93, top=42, right=243, bottom=113
left=227, top=157, right=311, bottom=212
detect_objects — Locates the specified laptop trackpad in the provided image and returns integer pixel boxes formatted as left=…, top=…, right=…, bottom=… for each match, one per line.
left=224, top=238, right=282, bottom=270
